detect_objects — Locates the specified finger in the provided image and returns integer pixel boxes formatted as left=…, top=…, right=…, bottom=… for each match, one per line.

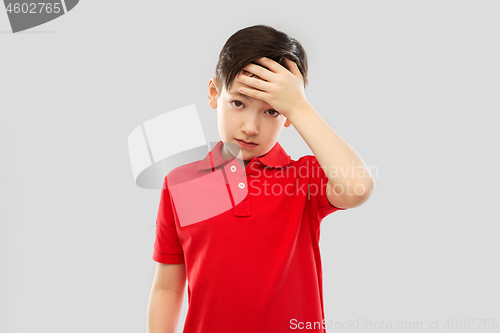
left=264, top=56, right=295, bottom=74
left=239, top=86, right=268, bottom=101
left=285, top=58, right=302, bottom=77
left=255, top=56, right=285, bottom=74
left=242, top=62, right=274, bottom=82
left=236, top=74, right=270, bottom=92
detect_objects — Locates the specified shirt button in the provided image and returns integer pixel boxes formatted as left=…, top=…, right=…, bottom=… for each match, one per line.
left=238, top=183, right=245, bottom=189
left=230, top=165, right=237, bottom=172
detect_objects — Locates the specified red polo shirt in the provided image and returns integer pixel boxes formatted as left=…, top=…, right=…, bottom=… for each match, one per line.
left=152, top=140, right=346, bottom=333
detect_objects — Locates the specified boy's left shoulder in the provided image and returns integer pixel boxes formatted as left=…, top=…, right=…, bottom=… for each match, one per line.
left=284, top=154, right=320, bottom=170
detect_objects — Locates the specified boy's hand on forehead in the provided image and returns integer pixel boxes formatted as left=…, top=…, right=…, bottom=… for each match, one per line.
left=235, top=57, right=309, bottom=121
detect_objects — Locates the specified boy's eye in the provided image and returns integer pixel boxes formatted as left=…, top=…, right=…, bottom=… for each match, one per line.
left=230, top=100, right=280, bottom=117
left=266, top=110, right=280, bottom=117
left=231, top=100, right=244, bottom=108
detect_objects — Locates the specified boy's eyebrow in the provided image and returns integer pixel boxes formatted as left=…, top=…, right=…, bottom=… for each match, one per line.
left=227, top=90, right=249, bottom=99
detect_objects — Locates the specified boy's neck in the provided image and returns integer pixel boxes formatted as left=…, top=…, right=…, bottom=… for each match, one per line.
left=221, top=146, right=234, bottom=160
left=221, top=145, right=251, bottom=168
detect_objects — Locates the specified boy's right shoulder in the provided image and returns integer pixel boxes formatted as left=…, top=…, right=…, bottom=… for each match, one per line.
left=164, top=159, right=205, bottom=187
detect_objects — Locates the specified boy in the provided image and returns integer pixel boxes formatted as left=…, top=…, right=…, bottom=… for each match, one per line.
left=147, top=25, right=375, bottom=333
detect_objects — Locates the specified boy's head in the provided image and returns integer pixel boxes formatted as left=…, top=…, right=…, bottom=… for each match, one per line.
left=207, top=24, right=308, bottom=164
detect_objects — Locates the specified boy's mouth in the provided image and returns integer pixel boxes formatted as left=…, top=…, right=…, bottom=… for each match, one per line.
left=235, top=138, right=258, bottom=147
left=236, top=138, right=257, bottom=145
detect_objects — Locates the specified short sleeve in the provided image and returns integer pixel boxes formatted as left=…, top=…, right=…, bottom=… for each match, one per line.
left=307, top=155, right=347, bottom=221
left=152, top=176, right=185, bottom=264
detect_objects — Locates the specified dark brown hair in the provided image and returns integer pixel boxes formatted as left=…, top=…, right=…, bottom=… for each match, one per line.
left=214, top=24, right=308, bottom=97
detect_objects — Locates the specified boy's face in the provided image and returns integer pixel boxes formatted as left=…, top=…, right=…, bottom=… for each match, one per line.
left=207, top=71, right=292, bottom=165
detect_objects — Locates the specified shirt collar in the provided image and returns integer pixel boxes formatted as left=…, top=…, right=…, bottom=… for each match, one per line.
left=197, top=140, right=291, bottom=171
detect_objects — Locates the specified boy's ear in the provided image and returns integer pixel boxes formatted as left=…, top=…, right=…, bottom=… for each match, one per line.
left=207, top=77, right=218, bottom=109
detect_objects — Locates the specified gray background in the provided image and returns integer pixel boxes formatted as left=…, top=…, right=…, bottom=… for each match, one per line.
left=1, top=1, right=499, bottom=332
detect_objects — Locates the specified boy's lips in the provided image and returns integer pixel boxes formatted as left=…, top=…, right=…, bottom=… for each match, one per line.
left=235, top=138, right=258, bottom=148
left=235, top=138, right=257, bottom=145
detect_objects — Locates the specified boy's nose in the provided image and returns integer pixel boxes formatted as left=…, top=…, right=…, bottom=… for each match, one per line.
left=241, top=125, right=258, bottom=136
left=241, top=118, right=259, bottom=136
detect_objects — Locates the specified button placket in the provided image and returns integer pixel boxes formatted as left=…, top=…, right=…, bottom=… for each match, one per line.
left=225, top=161, right=244, bottom=182
left=233, top=172, right=251, bottom=217
left=224, top=161, right=247, bottom=203
left=223, top=160, right=251, bottom=216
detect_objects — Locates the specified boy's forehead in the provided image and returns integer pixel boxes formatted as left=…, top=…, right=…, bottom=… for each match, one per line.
left=225, top=79, right=274, bottom=109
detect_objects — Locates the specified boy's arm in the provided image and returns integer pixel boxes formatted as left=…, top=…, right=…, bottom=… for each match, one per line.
left=147, top=263, right=187, bottom=333
left=235, top=57, right=375, bottom=209
left=288, top=103, right=375, bottom=209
